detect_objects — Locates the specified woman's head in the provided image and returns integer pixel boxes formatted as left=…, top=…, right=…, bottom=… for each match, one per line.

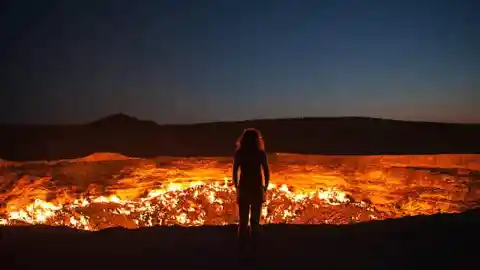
left=236, top=128, right=265, bottom=152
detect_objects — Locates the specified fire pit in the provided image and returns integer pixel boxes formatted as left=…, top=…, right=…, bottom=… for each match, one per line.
left=0, top=153, right=478, bottom=230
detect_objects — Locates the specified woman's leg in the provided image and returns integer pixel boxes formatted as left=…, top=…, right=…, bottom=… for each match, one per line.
left=238, top=200, right=250, bottom=249
left=249, top=200, right=262, bottom=251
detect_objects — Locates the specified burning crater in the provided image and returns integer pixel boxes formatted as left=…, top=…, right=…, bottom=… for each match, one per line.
left=0, top=153, right=479, bottom=231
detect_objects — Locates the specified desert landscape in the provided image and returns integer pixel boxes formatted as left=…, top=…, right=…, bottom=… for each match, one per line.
left=0, top=150, right=479, bottom=269
left=1, top=116, right=480, bottom=269
left=3, top=0, right=479, bottom=268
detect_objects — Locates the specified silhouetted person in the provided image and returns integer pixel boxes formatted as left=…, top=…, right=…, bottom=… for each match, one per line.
left=232, top=128, right=270, bottom=254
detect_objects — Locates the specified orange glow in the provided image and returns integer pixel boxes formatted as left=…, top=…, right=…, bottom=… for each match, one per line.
left=0, top=153, right=478, bottom=231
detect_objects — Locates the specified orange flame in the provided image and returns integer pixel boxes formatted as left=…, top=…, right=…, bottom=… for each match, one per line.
left=0, top=153, right=477, bottom=231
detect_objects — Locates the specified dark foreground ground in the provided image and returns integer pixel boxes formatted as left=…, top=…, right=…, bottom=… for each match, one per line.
left=1, top=209, right=479, bottom=270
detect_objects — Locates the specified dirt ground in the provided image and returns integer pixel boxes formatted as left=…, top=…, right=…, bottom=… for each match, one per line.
left=1, top=209, right=478, bottom=270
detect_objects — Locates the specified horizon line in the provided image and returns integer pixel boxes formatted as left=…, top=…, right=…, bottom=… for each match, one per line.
left=1, top=114, right=479, bottom=126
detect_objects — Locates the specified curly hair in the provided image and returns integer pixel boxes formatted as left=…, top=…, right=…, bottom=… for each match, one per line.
left=235, top=128, right=265, bottom=152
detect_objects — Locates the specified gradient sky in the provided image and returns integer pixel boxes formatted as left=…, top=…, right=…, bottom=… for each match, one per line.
left=1, top=0, right=479, bottom=124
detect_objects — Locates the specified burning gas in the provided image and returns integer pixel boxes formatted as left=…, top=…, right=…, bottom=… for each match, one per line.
left=0, top=153, right=478, bottom=231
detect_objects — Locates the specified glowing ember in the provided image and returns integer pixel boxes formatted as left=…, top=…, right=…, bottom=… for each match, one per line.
left=0, top=181, right=363, bottom=230
left=0, top=153, right=478, bottom=231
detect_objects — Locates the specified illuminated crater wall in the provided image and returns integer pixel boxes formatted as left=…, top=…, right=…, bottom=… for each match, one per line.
left=0, top=153, right=479, bottom=231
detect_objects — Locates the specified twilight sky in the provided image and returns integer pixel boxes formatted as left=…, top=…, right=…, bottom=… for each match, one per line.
left=1, top=0, right=479, bottom=124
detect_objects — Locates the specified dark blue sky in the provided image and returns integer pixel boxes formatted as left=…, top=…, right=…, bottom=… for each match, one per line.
left=1, top=0, right=479, bottom=124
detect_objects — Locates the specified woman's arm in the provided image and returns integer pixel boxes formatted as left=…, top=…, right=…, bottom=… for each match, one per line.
left=232, top=153, right=240, bottom=188
left=261, top=151, right=270, bottom=189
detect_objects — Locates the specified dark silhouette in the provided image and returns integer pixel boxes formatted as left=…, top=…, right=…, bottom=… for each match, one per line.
left=232, top=128, right=270, bottom=254
left=1, top=114, right=480, bottom=162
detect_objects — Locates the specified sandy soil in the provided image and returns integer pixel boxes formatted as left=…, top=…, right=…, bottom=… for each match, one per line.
left=68, top=152, right=134, bottom=162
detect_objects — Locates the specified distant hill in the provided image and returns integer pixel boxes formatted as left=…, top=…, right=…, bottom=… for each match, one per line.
left=1, top=114, right=480, bottom=161
left=88, top=113, right=158, bottom=128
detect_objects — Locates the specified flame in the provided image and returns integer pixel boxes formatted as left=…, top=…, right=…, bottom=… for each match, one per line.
left=0, top=180, right=357, bottom=231
left=0, top=153, right=477, bottom=231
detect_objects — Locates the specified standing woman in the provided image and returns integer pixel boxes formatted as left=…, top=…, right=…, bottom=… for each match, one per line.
left=232, top=128, right=270, bottom=252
